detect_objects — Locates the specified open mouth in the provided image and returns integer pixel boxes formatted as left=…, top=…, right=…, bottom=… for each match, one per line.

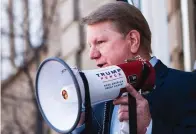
left=97, top=63, right=107, bottom=68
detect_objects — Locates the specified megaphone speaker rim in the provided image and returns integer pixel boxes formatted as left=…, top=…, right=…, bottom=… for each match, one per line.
left=35, top=57, right=82, bottom=133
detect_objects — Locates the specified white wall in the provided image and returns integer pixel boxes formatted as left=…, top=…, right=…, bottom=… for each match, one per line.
left=140, top=0, right=170, bottom=66
left=181, top=0, right=196, bottom=71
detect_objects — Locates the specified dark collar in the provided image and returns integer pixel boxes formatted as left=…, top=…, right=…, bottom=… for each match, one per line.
left=154, top=60, right=169, bottom=88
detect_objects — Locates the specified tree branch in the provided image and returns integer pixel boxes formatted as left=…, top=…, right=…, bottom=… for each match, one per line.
left=8, top=0, right=16, bottom=68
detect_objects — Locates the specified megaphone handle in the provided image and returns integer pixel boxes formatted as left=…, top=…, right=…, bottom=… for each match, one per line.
left=79, top=72, right=93, bottom=133
left=128, top=93, right=137, bottom=134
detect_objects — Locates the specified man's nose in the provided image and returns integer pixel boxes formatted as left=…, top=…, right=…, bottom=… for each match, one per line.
left=89, top=46, right=101, bottom=60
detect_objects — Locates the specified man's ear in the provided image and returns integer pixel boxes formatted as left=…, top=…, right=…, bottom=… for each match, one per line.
left=126, top=30, right=141, bottom=54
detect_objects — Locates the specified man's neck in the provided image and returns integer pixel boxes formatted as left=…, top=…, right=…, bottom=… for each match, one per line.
left=136, top=53, right=151, bottom=61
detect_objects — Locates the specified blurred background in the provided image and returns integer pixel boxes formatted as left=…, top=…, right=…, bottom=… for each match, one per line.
left=1, top=0, right=196, bottom=134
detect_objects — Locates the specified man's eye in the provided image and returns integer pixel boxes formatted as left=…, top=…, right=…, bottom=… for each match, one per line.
left=97, top=40, right=105, bottom=44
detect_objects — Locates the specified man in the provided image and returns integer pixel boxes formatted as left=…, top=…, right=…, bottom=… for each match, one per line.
left=73, top=1, right=196, bottom=134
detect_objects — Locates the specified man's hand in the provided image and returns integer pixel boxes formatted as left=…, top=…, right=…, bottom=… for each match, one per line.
left=113, top=83, right=151, bottom=134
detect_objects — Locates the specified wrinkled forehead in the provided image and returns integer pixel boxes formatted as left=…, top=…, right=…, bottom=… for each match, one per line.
left=86, top=21, right=121, bottom=43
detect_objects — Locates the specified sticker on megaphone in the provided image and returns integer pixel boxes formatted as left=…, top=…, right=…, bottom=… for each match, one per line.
left=83, top=65, right=127, bottom=104
left=60, top=85, right=79, bottom=103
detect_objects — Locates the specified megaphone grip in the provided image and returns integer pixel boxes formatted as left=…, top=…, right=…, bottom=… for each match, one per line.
left=79, top=72, right=93, bottom=133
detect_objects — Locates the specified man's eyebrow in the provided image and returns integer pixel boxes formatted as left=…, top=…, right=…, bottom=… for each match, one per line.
left=87, top=35, right=105, bottom=46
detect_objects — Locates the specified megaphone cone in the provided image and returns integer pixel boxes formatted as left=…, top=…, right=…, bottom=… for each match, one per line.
left=35, top=57, right=155, bottom=133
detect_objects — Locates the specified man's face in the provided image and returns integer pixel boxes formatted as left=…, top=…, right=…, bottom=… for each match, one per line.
left=87, top=21, right=133, bottom=68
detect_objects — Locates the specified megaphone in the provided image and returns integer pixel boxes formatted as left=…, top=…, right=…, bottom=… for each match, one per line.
left=35, top=57, right=155, bottom=134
